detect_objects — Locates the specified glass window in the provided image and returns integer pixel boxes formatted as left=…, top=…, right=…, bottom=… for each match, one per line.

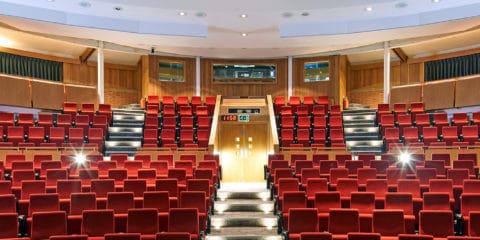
left=158, top=61, right=184, bottom=82
left=304, top=61, right=330, bottom=82
left=212, top=64, right=276, bottom=83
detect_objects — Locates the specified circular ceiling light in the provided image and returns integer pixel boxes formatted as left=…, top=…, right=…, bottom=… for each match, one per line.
left=113, top=6, right=123, bottom=11
left=241, top=33, right=248, bottom=37
left=282, top=12, right=293, bottom=18
left=301, top=12, right=310, bottom=17
left=240, top=14, right=248, bottom=18
left=79, top=1, right=91, bottom=8
left=431, top=0, right=441, bottom=3
left=196, top=12, right=207, bottom=18
left=46, top=0, right=55, bottom=2
left=178, top=11, right=186, bottom=16
left=395, top=2, right=408, bottom=8
left=365, top=6, right=373, bottom=12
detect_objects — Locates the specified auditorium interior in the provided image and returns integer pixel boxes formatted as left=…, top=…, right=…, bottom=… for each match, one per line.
left=1, top=0, right=480, bottom=239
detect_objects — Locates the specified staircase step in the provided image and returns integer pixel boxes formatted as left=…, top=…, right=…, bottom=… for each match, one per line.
left=104, top=141, right=142, bottom=148
left=214, top=200, right=274, bottom=214
left=345, top=135, right=381, bottom=141
left=217, top=191, right=271, bottom=201
left=108, top=127, right=143, bottom=134
left=210, top=213, right=277, bottom=228
left=206, top=227, right=282, bottom=240
left=108, top=136, right=144, bottom=141
left=343, top=114, right=376, bottom=121
left=343, top=122, right=377, bottom=128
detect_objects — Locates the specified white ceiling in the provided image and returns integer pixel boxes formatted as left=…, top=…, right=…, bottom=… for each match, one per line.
left=0, top=0, right=479, bottom=64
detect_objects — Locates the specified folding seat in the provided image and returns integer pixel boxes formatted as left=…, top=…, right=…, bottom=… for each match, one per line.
left=469, top=211, right=480, bottom=237
left=329, top=115, right=343, bottom=129
left=65, top=192, right=97, bottom=234
left=344, top=160, right=363, bottom=178
left=328, top=208, right=359, bottom=239
left=403, top=126, right=420, bottom=144
left=155, top=179, right=179, bottom=208
left=312, top=105, right=327, bottom=117
left=285, top=208, right=318, bottom=240
left=305, top=178, right=328, bottom=207
left=336, top=178, right=358, bottom=208
left=397, top=179, right=423, bottom=215
left=356, top=153, right=374, bottom=166
left=328, top=168, right=349, bottom=191
left=433, top=113, right=450, bottom=134
left=110, top=153, right=128, bottom=167
left=144, top=116, right=159, bottom=130
left=416, top=167, right=437, bottom=190
left=56, top=179, right=82, bottom=212
left=314, top=191, right=341, bottom=231
left=289, top=96, right=301, bottom=113
left=373, top=209, right=405, bottom=238
left=87, top=127, right=104, bottom=151
left=63, top=101, right=78, bottom=116
left=0, top=212, right=19, bottom=238
left=380, top=114, right=395, bottom=135
left=17, top=113, right=35, bottom=133
left=11, top=169, right=36, bottom=192
left=124, top=160, right=144, bottom=178
left=179, top=116, right=194, bottom=130
left=56, top=114, right=73, bottom=132
left=394, top=103, right=408, bottom=120
left=98, top=103, right=112, bottom=123
left=385, top=193, right=416, bottom=233
left=147, top=95, right=160, bottom=107
left=31, top=211, right=67, bottom=240
left=160, top=128, right=177, bottom=146
left=422, top=126, right=439, bottom=145
left=97, top=161, right=117, bottom=179
left=176, top=96, right=190, bottom=107
left=194, top=105, right=208, bottom=117
left=279, top=191, right=307, bottom=231
left=419, top=210, right=454, bottom=238
left=453, top=160, right=476, bottom=178
left=432, top=153, right=452, bottom=168
left=463, top=179, right=480, bottom=193
left=275, top=178, right=300, bottom=209
left=447, top=169, right=469, bottom=204
left=0, top=111, right=14, bottom=131
left=134, top=153, right=151, bottom=168
left=268, top=161, right=289, bottom=186
left=317, top=96, right=329, bottom=110
left=179, top=106, right=193, bottom=117
left=302, top=96, right=315, bottom=113
left=187, top=179, right=213, bottom=207
left=300, top=168, right=320, bottom=190
left=33, top=153, right=53, bottom=169
left=91, top=179, right=115, bottom=209
left=312, top=115, right=327, bottom=129
left=414, top=113, right=431, bottom=135
left=0, top=194, right=16, bottom=213
left=296, top=106, right=309, bottom=117
left=0, top=180, right=12, bottom=194
left=168, top=208, right=200, bottom=240
left=280, top=128, right=294, bottom=147
left=157, top=154, right=175, bottom=167
left=423, top=192, right=451, bottom=211
left=312, top=128, right=326, bottom=146
left=357, top=168, right=377, bottom=191
left=441, top=126, right=458, bottom=145
left=104, top=233, right=141, bottom=240
left=460, top=193, right=480, bottom=235
left=137, top=169, right=157, bottom=190
left=107, top=192, right=135, bottom=233
left=329, top=128, right=344, bottom=145
left=300, top=232, right=332, bottom=240
left=48, top=127, right=65, bottom=146
left=78, top=168, right=99, bottom=192
left=280, top=115, right=294, bottom=130
left=196, top=129, right=210, bottom=148
left=386, top=168, right=408, bottom=191
left=293, top=160, right=313, bottom=178
left=179, top=191, right=208, bottom=232
left=461, top=124, right=479, bottom=143
left=271, top=168, right=294, bottom=194
left=74, top=115, right=90, bottom=136
left=92, top=115, right=108, bottom=135
left=295, top=128, right=310, bottom=146
left=397, top=114, right=413, bottom=136
left=28, top=193, right=60, bottom=227
left=319, top=160, right=338, bottom=180
left=45, top=168, right=68, bottom=191
left=334, top=154, right=351, bottom=167
left=196, top=116, right=211, bottom=130
left=68, top=127, right=85, bottom=146
left=377, top=103, right=391, bottom=124
left=7, top=126, right=24, bottom=146
left=146, top=104, right=159, bottom=117
left=148, top=161, right=168, bottom=180
left=81, top=209, right=115, bottom=237
left=369, top=160, right=389, bottom=179
left=108, top=168, right=128, bottom=190
left=126, top=208, right=158, bottom=239
left=350, top=192, right=375, bottom=232
left=410, top=102, right=425, bottom=119
left=452, top=112, right=469, bottom=128
left=280, top=105, right=293, bottom=117
left=175, top=160, right=194, bottom=179
left=312, top=153, right=329, bottom=167
left=330, top=105, right=341, bottom=116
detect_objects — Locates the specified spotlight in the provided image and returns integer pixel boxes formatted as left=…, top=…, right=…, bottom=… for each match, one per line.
left=75, top=154, right=86, bottom=164
left=399, top=153, right=411, bottom=164
left=150, top=47, right=155, bottom=54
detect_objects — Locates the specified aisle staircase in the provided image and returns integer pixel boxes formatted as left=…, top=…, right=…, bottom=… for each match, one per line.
left=343, top=104, right=383, bottom=155
left=104, top=104, right=145, bottom=156
left=207, top=183, right=282, bottom=240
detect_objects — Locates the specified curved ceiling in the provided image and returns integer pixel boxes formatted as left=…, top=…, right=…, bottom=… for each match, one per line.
left=0, top=0, right=479, bottom=59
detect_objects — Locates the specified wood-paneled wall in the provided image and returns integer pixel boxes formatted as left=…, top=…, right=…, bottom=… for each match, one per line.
left=142, top=55, right=196, bottom=98
left=200, top=58, right=287, bottom=97
left=292, top=55, right=345, bottom=105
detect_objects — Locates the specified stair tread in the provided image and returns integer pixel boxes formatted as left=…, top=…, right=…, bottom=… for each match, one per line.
left=208, top=227, right=279, bottom=235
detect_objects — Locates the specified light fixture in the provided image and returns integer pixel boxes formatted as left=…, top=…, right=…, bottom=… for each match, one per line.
left=79, top=1, right=91, bottom=8
left=178, top=11, right=186, bottom=16
left=241, top=33, right=248, bottom=37
left=0, top=37, right=14, bottom=47
left=399, top=153, right=411, bottom=164
left=432, top=0, right=441, bottom=3
left=365, top=6, right=373, bottom=12
left=46, top=0, right=55, bottom=2
left=282, top=12, right=293, bottom=18
left=195, top=12, right=207, bottom=18
left=301, top=12, right=310, bottom=17
left=113, top=6, right=122, bottom=11
left=75, top=153, right=87, bottom=164
left=240, top=13, right=248, bottom=18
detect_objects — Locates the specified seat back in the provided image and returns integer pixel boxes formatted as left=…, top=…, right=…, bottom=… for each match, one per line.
left=81, top=209, right=115, bottom=236
left=31, top=211, right=67, bottom=240
left=373, top=209, right=405, bottom=236
left=328, top=208, right=360, bottom=234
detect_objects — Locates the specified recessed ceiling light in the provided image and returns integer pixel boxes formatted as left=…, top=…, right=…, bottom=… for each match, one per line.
left=301, top=12, right=310, bottom=17
left=431, top=0, right=441, bottom=3
left=395, top=2, right=408, bottom=8
left=241, top=33, right=248, bottom=37
left=365, top=6, right=373, bottom=12
left=46, top=0, right=55, bottom=2
left=282, top=12, right=293, bottom=18
left=79, top=1, right=91, bottom=8
left=240, top=14, right=248, bottom=18
left=178, top=11, right=186, bottom=16
left=113, top=6, right=122, bottom=11
left=195, top=12, right=207, bottom=18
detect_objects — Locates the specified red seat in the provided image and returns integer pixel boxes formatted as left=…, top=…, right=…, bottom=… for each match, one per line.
left=87, top=128, right=104, bottom=151
left=422, top=126, right=439, bottom=145
left=452, top=112, right=469, bottom=127
left=385, top=192, right=415, bottom=233
left=0, top=212, right=19, bottom=238
left=31, top=211, right=67, bottom=240
left=442, top=126, right=458, bottom=145
left=419, top=210, right=454, bottom=238
left=7, top=126, right=24, bottom=146
left=168, top=208, right=200, bottom=240
left=433, top=113, right=450, bottom=134
left=127, top=208, right=158, bottom=238
left=81, top=209, right=115, bottom=237
left=287, top=208, right=318, bottom=240
left=373, top=209, right=405, bottom=237
left=328, top=208, right=359, bottom=238
left=98, top=103, right=112, bottom=123
left=160, top=128, right=176, bottom=146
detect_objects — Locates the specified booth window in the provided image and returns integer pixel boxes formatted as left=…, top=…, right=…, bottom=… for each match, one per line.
left=212, top=64, right=276, bottom=83
left=158, top=61, right=185, bottom=82
left=304, top=61, right=330, bottom=82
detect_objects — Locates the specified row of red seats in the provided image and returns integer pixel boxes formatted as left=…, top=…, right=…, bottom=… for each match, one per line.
left=281, top=207, right=477, bottom=240
left=273, top=96, right=333, bottom=115
left=144, top=115, right=212, bottom=130
left=1, top=126, right=104, bottom=149
left=279, top=115, right=343, bottom=130
left=143, top=128, right=210, bottom=148
left=145, top=95, right=216, bottom=117
left=63, top=102, right=112, bottom=121
left=280, top=127, right=345, bottom=148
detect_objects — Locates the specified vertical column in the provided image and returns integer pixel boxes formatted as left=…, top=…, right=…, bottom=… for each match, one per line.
left=383, top=41, right=391, bottom=103
left=97, top=41, right=105, bottom=104
left=195, top=56, right=201, bottom=96
left=288, top=56, right=293, bottom=98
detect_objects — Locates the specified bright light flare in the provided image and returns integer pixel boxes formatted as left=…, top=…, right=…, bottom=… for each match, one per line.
left=399, top=153, right=411, bottom=164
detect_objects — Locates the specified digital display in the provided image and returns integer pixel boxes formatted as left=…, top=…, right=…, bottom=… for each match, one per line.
left=221, top=115, right=238, bottom=121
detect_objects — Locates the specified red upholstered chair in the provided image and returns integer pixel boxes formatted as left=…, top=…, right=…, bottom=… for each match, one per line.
left=328, top=208, right=360, bottom=238
left=168, top=208, right=200, bottom=240
left=419, top=210, right=454, bottom=238
left=0, top=212, right=19, bottom=239
left=373, top=209, right=405, bottom=237
left=31, top=211, right=67, bottom=240
left=81, top=209, right=115, bottom=237
left=286, top=208, right=318, bottom=240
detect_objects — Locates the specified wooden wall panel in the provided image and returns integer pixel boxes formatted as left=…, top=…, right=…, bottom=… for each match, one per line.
left=63, top=63, right=97, bottom=86
left=390, top=84, right=422, bottom=105
left=201, top=58, right=287, bottom=97
left=455, top=75, right=480, bottom=108
left=31, top=80, right=64, bottom=110
left=65, top=85, right=98, bottom=106
left=0, top=75, right=31, bottom=107
left=423, top=80, right=455, bottom=110
left=144, top=55, right=196, bottom=98
left=293, top=56, right=340, bottom=104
